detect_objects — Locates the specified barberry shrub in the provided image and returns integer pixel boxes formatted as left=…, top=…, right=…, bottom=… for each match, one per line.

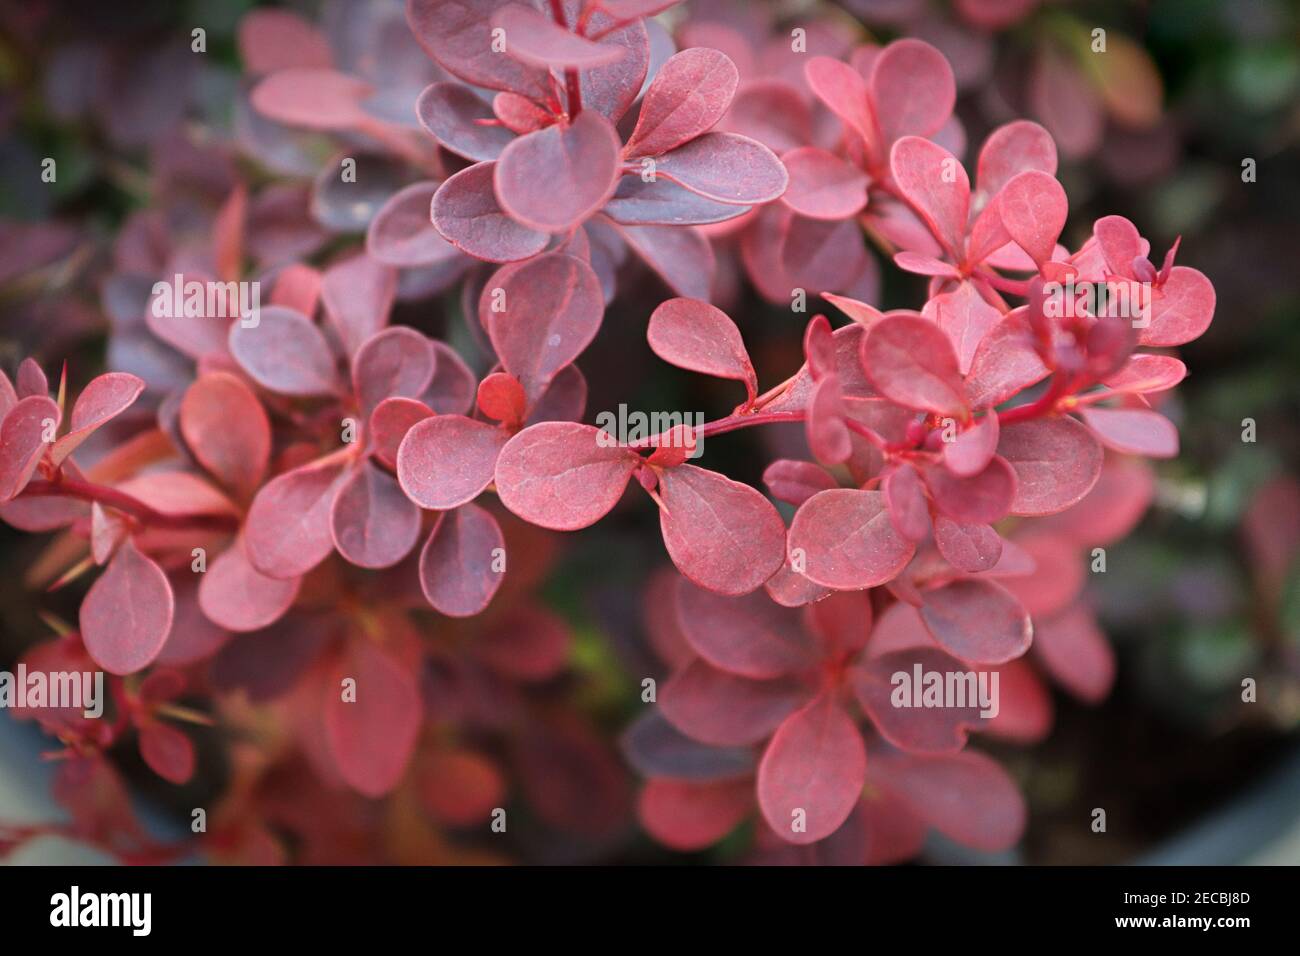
left=0, top=0, right=1213, bottom=864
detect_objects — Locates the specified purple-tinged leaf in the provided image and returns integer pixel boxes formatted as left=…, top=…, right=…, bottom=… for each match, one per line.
left=406, top=0, right=549, bottom=98
left=762, top=459, right=837, bottom=507
left=0, top=396, right=59, bottom=502
left=366, top=181, right=458, bottom=268
left=624, top=48, right=739, bottom=158
left=320, top=253, right=396, bottom=358
left=780, top=146, right=869, bottom=220
left=933, top=517, right=1003, bottom=573
left=965, top=309, right=1049, bottom=408
left=228, top=306, right=341, bottom=397
left=853, top=647, right=983, bottom=754
left=245, top=455, right=349, bottom=578
left=869, top=39, right=956, bottom=144
left=397, top=414, right=507, bottom=510
left=432, top=162, right=550, bottom=262
left=655, top=132, right=788, bottom=205
left=179, top=372, right=270, bottom=500
left=495, top=112, right=622, bottom=232
left=919, top=579, right=1031, bottom=665
left=49, top=372, right=144, bottom=466
left=80, top=538, right=174, bottom=675
left=1077, top=406, right=1178, bottom=458
left=674, top=578, right=815, bottom=679
left=660, top=658, right=807, bottom=746
left=998, top=417, right=1103, bottom=516
left=352, top=327, right=436, bottom=418
left=862, top=315, right=967, bottom=417
left=368, top=397, right=433, bottom=470
left=647, top=298, right=756, bottom=400
left=943, top=413, right=1000, bottom=478
left=416, top=82, right=514, bottom=161
left=251, top=68, right=371, bottom=130
left=199, top=538, right=300, bottom=632
left=604, top=176, right=749, bottom=226
left=804, top=55, right=875, bottom=147
left=788, top=489, right=916, bottom=590
left=605, top=218, right=715, bottom=299
left=491, top=3, right=626, bottom=68
left=331, top=461, right=423, bottom=568
left=883, top=463, right=931, bottom=542
left=923, top=455, right=1016, bottom=525
left=418, top=502, right=505, bottom=617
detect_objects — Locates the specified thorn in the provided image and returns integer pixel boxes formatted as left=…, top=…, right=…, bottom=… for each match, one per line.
left=46, top=555, right=95, bottom=593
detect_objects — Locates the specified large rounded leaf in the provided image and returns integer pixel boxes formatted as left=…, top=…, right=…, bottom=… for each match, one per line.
left=244, top=455, right=349, bottom=578
left=418, top=503, right=505, bottom=617
left=351, top=326, right=436, bottom=418
left=919, top=579, right=1031, bottom=665
left=862, top=315, right=967, bottom=417
left=495, top=111, right=621, bottom=232
left=647, top=298, right=756, bottom=399
left=494, top=422, right=640, bottom=530
left=787, top=489, right=915, bottom=590
left=330, top=461, right=422, bottom=568
left=199, top=538, right=300, bottom=633
left=397, top=414, right=508, bottom=511
left=757, top=695, right=866, bottom=845
left=674, top=578, right=815, bottom=679
left=660, top=658, right=808, bottom=746
left=624, top=48, right=739, bottom=158
left=998, top=416, right=1103, bottom=516
left=432, top=162, right=550, bottom=262
left=80, top=538, right=174, bottom=675
left=324, top=639, right=421, bottom=798
left=180, top=372, right=270, bottom=500
left=228, top=306, right=341, bottom=397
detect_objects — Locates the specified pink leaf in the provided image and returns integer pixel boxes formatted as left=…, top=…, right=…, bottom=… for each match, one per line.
left=477, top=372, right=527, bottom=428
left=788, top=489, right=916, bottom=590
left=933, top=516, right=1004, bottom=572
left=15, top=359, right=46, bottom=399
left=804, top=56, right=875, bottom=147
left=324, top=639, right=421, bottom=797
left=494, top=421, right=640, bottom=529
left=919, top=579, right=1031, bottom=665
left=661, top=659, right=808, bottom=746
left=655, top=133, right=789, bottom=205
left=495, top=112, right=621, bottom=232
left=656, top=464, right=786, bottom=595
left=889, top=136, right=970, bottom=257
left=604, top=176, right=751, bottom=226
left=674, top=578, right=815, bottom=679
left=757, top=694, right=866, bottom=845
left=976, top=120, right=1058, bottom=198
left=1077, top=406, right=1178, bottom=458
left=480, top=253, right=603, bottom=402
left=861, top=315, right=967, bottom=417
left=228, top=306, right=341, bottom=396
left=1034, top=604, right=1115, bottom=703
left=964, top=309, right=1049, bottom=408
left=647, top=298, right=756, bottom=400
left=998, top=416, right=1104, bottom=515
left=244, top=455, right=349, bottom=578
left=806, top=375, right=852, bottom=465
left=418, top=502, right=505, bottom=617
left=416, top=82, right=514, bottom=161
left=1142, top=266, right=1215, bottom=347
left=804, top=589, right=874, bottom=656
left=251, top=68, right=371, bottom=131
left=351, top=327, right=436, bottom=418
left=638, top=778, right=752, bottom=851
left=406, top=0, right=549, bottom=99
left=943, top=413, right=1000, bottom=478
left=80, top=538, right=174, bottom=675
left=368, top=397, right=433, bottom=471
left=762, top=459, right=837, bottom=507
left=320, top=253, right=396, bottom=358
left=869, top=39, right=956, bottom=144
left=624, top=48, right=739, bottom=158
left=238, top=9, right=332, bottom=74
left=853, top=647, right=984, bottom=753
left=330, top=461, right=423, bottom=568
left=423, top=341, right=479, bottom=415
left=923, top=455, right=1016, bottom=525
left=0, top=396, right=59, bottom=501
left=432, top=161, right=550, bottom=262
left=366, top=181, right=458, bottom=268
left=780, top=147, right=869, bottom=220
left=199, top=538, right=300, bottom=632
left=1101, top=353, right=1186, bottom=394
left=50, top=373, right=144, bottom=466
left=139, top=722, right=195, bottom=785
left=883, top=463, right=931, bottom=542
left=997, top=170, right=1067, bottom=267
left=878, top=750, right=1026, bottom=851
left=491, top=3, right=626, bottom=68
left=928, top=281, right=1001, bottom=376
left=397, top=414, right=508, bottom=510
left=180, top=372, right=270, bottom=499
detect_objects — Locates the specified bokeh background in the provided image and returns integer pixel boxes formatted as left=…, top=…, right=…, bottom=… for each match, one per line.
left=1, top=0, right=1297, bottom=864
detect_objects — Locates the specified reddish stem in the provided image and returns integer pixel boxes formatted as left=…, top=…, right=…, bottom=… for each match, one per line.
left=19, top=479, right=240, bottom=533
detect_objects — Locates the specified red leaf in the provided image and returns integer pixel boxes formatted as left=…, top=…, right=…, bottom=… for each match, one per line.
left=883, top=463, right=931, bottom=542
left=919, top=579, right=1031, bottom=665
left=244, top=455, right=349, bottom=578
left=998, top=416, right=1103, bottom=515
left=762, top=459, right=836, bottom=507
left=494, top=421, right=640, bottom=530
left=977, top=120, right=1059, bottom=197
left=624, top=48, right=739, bottom=158
left=861, top=315, right=967, bottom=417
left=416, top=82, right=515, bottom=161
left=432, top=161, right=550, bottom=262
left=418, top=503, right=505, bottom=617
left=647, top=298, right=756, bottom=400
left=656, top=464, right=786, bottom=596
left=928, top=281, right=1001, bottom=377
left=351, top=327, right=436, bottom=418
left=943, top=412, right=1000, bottom=478
left=674, top=578, right=816, bottom=679
left=138, top=721, right=195, bottom=785
left=495, top=112, right=621, bottom=231
left=997, top=170, right=1067, bottom=267
left=1101, top=354, right=1186, bottom=394
left=368, top=397, right=433, bottom=471
left=330, top=461, right=423, bottom=568
left=877, top=750, right=1026, bottom=852
left=417, top=748, right=505, bottom=827
left=199, top=537, right=300, bottom=633
left=853, top=647, right=984, bottom=753
left=406, top=0, right=549, bottom=99
left=476, top=372, right=527, bottom=428
left=480, top=253, right=603, bottom=402
left=889, top=137, right=970, bottom=257
left=423, top=341, right=479, bottom=415
left=491, top=3, right=626, bottom=68
left=80, top=538, right=174, bottom=675
left=1034, top=603, right=1115, bottom=703
left=228, top=306, right=341, bottom=397
left=251, top=68, right=371, bottom=131
left=804, top=588, right=874, bottom=656
left=366, top=181, right=458, bottom=268
left=638, top=778, right=752, bottom=851
left=934, top=516, right=1004, bottom=572
left=655, top=132, right=789, bottom=205
left=238, top=9, right=332, bottom=74
left=964, top=309, right=1050, bottom=408
left=1077, top=406, right=1178, bottom=458
left=923, top=455, right=1016, bottom=525
left=0, top=395, right=59, bottom=502
left=320, top=253, right=396, bottom=358
left=50, top=373, right=144, bottom=466
left=474, top=604, right=571, bottom=681
left=180, top=372, right=270, bottom=499
left=869, top=39, right=956, bottom=144
left=397, top=414, right=508, bottom=510
left=779, top=146, right=868, bottom=220
left=16, top=358, right=46, bottom=399
left=324, top=639, right=421, bottom=797
left=804, top=55, right=875, bottom=147
left=806, top=375, right=851, bottom=465
left=660, top=658, right=808, bottom=746
left=788, top=489, right=916, bottom=589
left=757, top=694, right=866, bottom=845
left=1142, top=266, right=1215, bottom=347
